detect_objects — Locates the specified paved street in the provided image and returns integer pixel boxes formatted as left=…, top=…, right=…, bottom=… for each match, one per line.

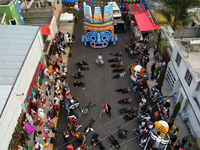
left=53, top=7, right=147, bottom=150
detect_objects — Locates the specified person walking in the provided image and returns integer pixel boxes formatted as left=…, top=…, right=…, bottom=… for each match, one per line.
left=174, top=140, right=181, bottom=150
left=181, top=136, right=188, bottom=148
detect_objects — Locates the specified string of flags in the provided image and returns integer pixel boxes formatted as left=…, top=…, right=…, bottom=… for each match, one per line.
left=75, top=1, right=143, bottom=14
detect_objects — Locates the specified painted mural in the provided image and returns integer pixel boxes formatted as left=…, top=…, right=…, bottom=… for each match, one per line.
left=22, top=54, right=46, bottom=113
left=84, top=2, right=93, bottom=23
left=93, top=7, right=103, bottom=24
left=104, top=3, right=113, bottom=23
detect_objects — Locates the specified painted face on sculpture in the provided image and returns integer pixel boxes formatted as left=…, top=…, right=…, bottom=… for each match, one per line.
left=133, top=65, right=142, bottom=77
left=87, top=31, right=111, bottom=48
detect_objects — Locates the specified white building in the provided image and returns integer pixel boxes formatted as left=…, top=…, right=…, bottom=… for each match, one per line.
left=161, top=26, right=200, bottom=140
left=0, top=25, right=45, bottom=149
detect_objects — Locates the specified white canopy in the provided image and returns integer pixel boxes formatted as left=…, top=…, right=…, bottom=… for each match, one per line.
left=60, top=13, right=73, bottom=21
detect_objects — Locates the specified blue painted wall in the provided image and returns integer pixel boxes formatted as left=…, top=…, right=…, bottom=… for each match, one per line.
left=13, top=0, right=25, bottom=25
left=141, top=0, right=149, bottom=10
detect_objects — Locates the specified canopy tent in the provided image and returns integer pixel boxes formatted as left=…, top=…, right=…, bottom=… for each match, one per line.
left=128, top=4, right=159, bottom=32
left=62, top=0, right=77, bottom=3
left=134, top=12, right=159, bottom=32
left=128, top=4, right=145, bottom=14
left=40, top=24, right=51, bottom=35
left=60, top=13, right=73, bottom=21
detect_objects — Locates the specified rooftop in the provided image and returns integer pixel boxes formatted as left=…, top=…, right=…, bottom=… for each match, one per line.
left=0, top=0, right=12, bottom=5
left=0, top=13, right=4, bottom=23
left=0, top=25, right=39, bottom=115
left=174, top=38, right=200, bottom=81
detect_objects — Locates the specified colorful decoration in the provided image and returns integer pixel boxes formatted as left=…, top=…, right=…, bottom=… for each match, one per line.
left=82, top=2, right=117, bottom=48
left=144, top=120, right=170, bottom=149
left=23, top=55, right=45, bottom=113
left=94, top=7, right=103, bottom=23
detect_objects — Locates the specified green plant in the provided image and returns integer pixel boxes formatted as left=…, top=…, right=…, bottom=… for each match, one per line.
left=159, top=0, right=200, bottom=30
left=158, top=68, right=166, bottom=91
left=170, top=101, right=181, bottom=124
left=155, top=66, right=162, bottom=75
left=149, top=37, right=171, bottom=60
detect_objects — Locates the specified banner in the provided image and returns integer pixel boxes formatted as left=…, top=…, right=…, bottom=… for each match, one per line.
left=104, top=3, right=113, bottom=23
left=93, top=7, right=103, bottom=23
left=84, top=3, right=93, bottom=23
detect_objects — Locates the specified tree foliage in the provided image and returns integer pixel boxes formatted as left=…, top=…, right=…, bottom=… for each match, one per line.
left=149, top=37, right=171, bottom=59
left=170, top=101, right=181, bottom=123
left=159, top=0, right=200, bottom=30
left=158, top=68, right=166, bottom=91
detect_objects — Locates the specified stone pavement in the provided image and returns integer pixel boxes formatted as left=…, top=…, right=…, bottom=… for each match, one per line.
left=146, top=48, right=199, bottom=150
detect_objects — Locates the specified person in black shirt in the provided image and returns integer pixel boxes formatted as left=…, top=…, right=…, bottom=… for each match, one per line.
left=108, top=135, right=120, bottom=149
left=74, top=80, right=85, bottom=87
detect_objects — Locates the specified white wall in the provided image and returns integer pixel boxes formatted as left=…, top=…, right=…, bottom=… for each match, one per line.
left=0, top=31, right=44, bottom=150
left=162, top=26, right=200, bottom=140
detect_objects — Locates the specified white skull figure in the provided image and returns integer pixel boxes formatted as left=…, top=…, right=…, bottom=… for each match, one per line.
left=131, top=65, right=142, bottom=81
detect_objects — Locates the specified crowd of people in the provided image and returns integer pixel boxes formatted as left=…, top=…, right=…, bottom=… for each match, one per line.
left=18, top=28, right=192, bottom=150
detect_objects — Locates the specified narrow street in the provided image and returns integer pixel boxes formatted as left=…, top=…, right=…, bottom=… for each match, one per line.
left=54, top=6, right=145, bottom=150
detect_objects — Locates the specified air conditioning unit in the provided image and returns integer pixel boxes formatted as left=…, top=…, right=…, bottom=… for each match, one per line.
left=189, top=40, right=200, bottom=46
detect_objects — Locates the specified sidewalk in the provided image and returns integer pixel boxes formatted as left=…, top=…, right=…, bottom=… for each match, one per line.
left=146, top=48, right=199, bottom=150
left=25, top=20, right=74, bottom=150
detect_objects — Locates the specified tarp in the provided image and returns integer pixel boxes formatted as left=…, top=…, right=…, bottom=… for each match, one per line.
left=40, top=24, right=51, bottom=35
left=62, top=0, right=77, bottom=3
left=134, top=12, right=159, bottom=32
left=60, top=13, right=73, bottom=21
left=129, top=4, right=144, bottom=14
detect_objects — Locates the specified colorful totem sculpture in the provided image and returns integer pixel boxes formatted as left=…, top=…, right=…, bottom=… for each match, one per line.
left=144, top=120, right=170, bottom=150
left=82, top=2, right=118, bottom=48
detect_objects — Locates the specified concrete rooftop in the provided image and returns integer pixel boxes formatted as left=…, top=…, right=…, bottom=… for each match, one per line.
left=174, top=39, right=200, bottom=81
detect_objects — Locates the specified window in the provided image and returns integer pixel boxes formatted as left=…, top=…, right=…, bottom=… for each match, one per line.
left=175, top=52, right=181, bottom=66
left=19, top=11, right=23, bottom=19
left=185, top=69, right=192, bottom=86
left=9, top=18, right=17, bottom=25
left=166, top=68, right=176, bottom=91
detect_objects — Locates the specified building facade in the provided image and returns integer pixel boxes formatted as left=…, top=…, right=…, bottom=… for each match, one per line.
left=0, top=25, right=45, bottom=149
left=161, top=26, right=200, bottom=141
left=0, top=0, right=25, bottom=25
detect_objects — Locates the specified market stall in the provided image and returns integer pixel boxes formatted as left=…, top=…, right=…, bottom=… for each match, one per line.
left=128, top=4, right=159, bottom=41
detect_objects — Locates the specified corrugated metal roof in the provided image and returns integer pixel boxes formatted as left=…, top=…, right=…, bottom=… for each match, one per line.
left=0, top=25, right=39, bottom=115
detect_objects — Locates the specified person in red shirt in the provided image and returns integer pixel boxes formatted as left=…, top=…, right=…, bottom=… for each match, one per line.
left=101, top=103, right=111, bottom=117
left=66, top=143, right=74, bottom=150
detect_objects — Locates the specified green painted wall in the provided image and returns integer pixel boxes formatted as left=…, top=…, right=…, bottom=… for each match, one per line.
left=0, top=1, right=20, bottom=25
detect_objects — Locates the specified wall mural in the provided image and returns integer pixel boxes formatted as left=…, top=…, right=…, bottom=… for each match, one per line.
left=22, top=54, right=46, bottom=114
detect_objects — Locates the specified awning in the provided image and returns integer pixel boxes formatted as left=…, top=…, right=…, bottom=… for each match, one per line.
left=129, top=4, right=144, bottom=14
left=134, top=12, right=159, bottom=32
left=62, top=0, right=77, bottom=3
left=40, top=24, right=51, bottom=35
left=60, top=13, right=73, bottom=21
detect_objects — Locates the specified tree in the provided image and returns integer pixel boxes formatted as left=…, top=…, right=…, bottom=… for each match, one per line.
left=159, top=0, right=200, bottom=30
left=170, top=101, right=181, bottom=123
left=158, top=68, right=166, bottom=91
left=149, top=36, right=171, bottom=65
